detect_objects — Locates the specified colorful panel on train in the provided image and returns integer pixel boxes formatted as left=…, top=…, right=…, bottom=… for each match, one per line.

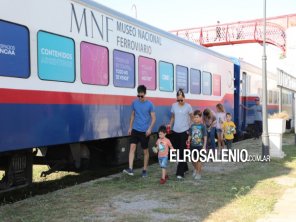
left=213, top=74, right=221, bottom=96
left=0, top=20, right=30, bottom=78
left=80, top=42, right=109, bottom=85
left=113, top=50, right=135, bottom=88
left=202, top=71, right=212, bottom=95
left=138, top=56, right=156, bottom=90
left=37, top=31, right=75, bottom=82
left=159, top=61, right=174, bottom=92
left=190, top=68, right=201, bottom=94
left=176, top=65, right=188, bottom=93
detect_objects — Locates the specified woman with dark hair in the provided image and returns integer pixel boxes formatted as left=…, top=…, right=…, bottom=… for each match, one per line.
left=203, top=108, right=217, bottom=151
left=168, top=89, right=193, bottom=179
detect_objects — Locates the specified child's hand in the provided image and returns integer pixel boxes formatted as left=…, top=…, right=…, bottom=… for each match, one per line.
left=152, top=146, right=158, bottom=154
left=186, top=140, right=190, bottom=149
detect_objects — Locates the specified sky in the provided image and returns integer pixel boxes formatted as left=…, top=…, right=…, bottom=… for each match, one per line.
left=93, top=0, right=296, bottom=72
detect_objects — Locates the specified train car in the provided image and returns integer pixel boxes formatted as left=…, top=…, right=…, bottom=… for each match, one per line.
left=0, top=0, right=236, bottom=191
left=235, top=60, right=293, bottom=135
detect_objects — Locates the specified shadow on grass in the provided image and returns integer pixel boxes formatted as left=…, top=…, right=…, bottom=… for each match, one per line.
left=0, top=158, right=157, bottom=205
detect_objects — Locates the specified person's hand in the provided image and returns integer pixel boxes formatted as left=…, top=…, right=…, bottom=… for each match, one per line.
left=146, top=128, right=152, bottom=137
left=128, top=128, right=132, bottom=135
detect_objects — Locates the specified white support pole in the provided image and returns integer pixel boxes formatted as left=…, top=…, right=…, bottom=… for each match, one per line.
left=262, top=0, right=270, bottom=157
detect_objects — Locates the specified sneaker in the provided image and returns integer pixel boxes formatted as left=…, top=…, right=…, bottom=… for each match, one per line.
left=142, top=170, right=148, bottom=178
left=165, top=175, right=169, bottom=180
left=192, top=170, right=197, bottom=178
left=123, top=168, right=134, bottom=176
left=194, top=174, right=201, bottom=180
left=160, top=178, right=166, bottom=184
left=177, top=175, right=184, bottom=180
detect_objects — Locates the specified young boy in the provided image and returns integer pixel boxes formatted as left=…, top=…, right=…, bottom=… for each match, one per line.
left=153, top=125, right=175, bottom=184
left=222, top=113, right=236, bottom=149
left=187, top=110, right=207, bottom=180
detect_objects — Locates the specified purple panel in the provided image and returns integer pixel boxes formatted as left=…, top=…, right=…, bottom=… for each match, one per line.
left=138, top=56, right=156, bottom=90
left=81, top=42, right=108, bottom=85
left=190, top=68, right=201, bottom=94
left=113, top=50, right=135, bottom=88
left=176, top=65, right=188, bottom=93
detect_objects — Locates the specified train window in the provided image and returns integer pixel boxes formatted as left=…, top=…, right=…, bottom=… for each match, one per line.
left=0, top=20, right=30, bottom=78
left=213, top=74, right=221, bottom=96
left=176, top=65, right=188, bottom=93
left=80, top=42, right=109, bottom=86
left=283, top=93, right=288, bottom=104
left=113, top=50, right=135, bottom=88
left=190, top=68, right=201, bottom=94
left=159, top=61, right=174, bottom=92
left=37, top=31, right=75, bottom=82
left=138, top=56, right=156, bottom=90
left=273, top=91, right=278, bottom=104
left=288, top=93, right=292, bottom=104
left=268, top=90, right=273, bottom=104
left=202, top=71, right=212, bottom=95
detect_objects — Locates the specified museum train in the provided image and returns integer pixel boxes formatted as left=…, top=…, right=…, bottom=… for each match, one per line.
left=0, top=0, right=293, bottom=191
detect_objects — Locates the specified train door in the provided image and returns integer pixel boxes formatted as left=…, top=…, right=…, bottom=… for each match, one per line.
left=241, top=72, right=247, bottom=130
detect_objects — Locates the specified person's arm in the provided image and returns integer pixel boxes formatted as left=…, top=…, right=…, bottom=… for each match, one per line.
left=188, top=105, right=194, bottom=122
left=233, top=123, right=237, bottom=134
left=189, top=112, right=194, bottom=122
left=146, top=111, right=156, bottom=136
left=211, top=114, right=217, bottom=127
left=128, top=111, right=135, bottom=135
left=169, top=113, right=175, bottom=128
left=203, top=126, right=207, bottom=149
left=240, top=104, right=251, bottom=110
left=187, top=135, right=191, bottom=144
left=203, top=136, right=207, bottom=149
left=169, top=140, right=175, bottom=151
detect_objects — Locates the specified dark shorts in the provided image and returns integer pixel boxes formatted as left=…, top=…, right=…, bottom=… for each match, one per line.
left=130, top=129, right=150, bottom=149
left=216, top=129, right=222, bottom=134
left=191, top=146, right=203, bottom=162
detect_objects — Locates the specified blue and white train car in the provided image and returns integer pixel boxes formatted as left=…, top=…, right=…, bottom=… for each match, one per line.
left=235, top=60, right=293, bottom=134
left=0, top=0, right=241, bottom=191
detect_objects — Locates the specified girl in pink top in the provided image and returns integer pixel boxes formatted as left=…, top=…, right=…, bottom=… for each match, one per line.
left=154, top=125, right=175, bottom=184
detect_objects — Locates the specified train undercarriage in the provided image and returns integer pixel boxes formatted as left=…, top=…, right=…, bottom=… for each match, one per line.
left=0, top=134, right=157, bottom=193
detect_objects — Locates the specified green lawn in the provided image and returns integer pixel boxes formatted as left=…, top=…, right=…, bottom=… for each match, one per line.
left=0, top=139, right=296, bottom=222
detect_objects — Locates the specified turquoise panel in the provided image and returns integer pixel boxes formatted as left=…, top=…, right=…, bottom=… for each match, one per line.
left=159, top=61, right=174, bottom=92
left=38, top=31, right=75, bottom=82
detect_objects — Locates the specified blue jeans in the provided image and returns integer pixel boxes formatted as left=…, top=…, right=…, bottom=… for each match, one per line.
left=158, top=156, right=168, bottom=168
left=207, top=127, right=216, bottom=150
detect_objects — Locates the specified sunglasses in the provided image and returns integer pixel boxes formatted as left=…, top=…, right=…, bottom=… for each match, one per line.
left=177, top=99, right=184, bottom=102
left=137, top=95, right=144, bottom=98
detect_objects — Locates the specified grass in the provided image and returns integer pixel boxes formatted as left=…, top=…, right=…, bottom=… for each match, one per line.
left=0, top=137, right=296, bottom=221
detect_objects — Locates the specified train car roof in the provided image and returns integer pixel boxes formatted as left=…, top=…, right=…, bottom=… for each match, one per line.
left=76, top=0, right=234, bottom=63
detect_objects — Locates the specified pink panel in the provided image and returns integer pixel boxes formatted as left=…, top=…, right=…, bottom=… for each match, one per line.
left=138, top=56, right=156, bottom=90
left=81, top=42, right=108, bottom=85
left=213, top=74, right=221, bottom=96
